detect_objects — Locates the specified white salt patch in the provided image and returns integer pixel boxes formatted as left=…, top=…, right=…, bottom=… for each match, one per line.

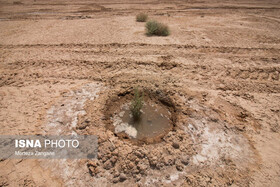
left=113, top=117, right=122, bottom=126
left=188, top=124, right=195, bottom=131
left=170, top=173, right=179, bottom=181
left=119, top=111, right=125, bottom=117
left=71, top=131, right=77, bottom=136
left=121, top=103, right=130, bottom=110
left=193, top=154, right=207, bottom=165
left=115, top=123, right=137, bottom=138
left=163, top=172, right=180, bottom=184
left=145, top=177, right=159, bottom=186
left=191, top=124, right=246, bottom=166
left=44, top=83, right=104, bottom=135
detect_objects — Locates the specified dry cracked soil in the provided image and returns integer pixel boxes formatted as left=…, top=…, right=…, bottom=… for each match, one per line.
left=0, top=0, right=280, bottom=186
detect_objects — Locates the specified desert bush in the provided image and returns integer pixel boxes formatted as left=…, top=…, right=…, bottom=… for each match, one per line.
left=136, top=13, right=148, bottom=22
left=145, top=20, right=170, bottom=36
left=130, top=88, right=144, bottom=121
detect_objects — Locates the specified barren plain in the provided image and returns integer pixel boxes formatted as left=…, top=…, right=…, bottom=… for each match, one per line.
left=0, top=0, right=280, bottom=186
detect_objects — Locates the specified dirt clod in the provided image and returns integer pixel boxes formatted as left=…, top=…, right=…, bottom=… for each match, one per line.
left=119, top=173, right=127, bottom=182
left=172, top=142, right=180, bottom=149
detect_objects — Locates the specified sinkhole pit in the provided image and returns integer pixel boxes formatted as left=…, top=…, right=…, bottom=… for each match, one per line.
left=104, top=89, right=177, bottom=144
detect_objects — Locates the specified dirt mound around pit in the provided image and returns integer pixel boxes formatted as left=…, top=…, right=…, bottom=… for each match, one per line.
left=68, top=82, right=260, bottom=185
left=77, top=86, right=194, bottom=183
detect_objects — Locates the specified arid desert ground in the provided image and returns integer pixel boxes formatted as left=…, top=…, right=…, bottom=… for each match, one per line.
left=0, top=0, right=280, bottom=186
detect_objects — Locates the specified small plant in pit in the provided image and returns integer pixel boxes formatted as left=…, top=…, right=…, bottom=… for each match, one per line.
left=130, top=88, right=144, bottom=121
left=136, top=13, right=148, bottom=22
left=145, top=20, right=170, bottom=36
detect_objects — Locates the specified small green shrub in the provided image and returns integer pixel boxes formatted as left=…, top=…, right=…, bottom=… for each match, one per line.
left=146, top=20, right=170, bottom=36
left=136, top=13, right=148, bottom=22
left=130, top=88, right=144, bottom=121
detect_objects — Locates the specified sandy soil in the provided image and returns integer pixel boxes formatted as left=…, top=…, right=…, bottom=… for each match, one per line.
left=0, top=0, right=280, bottom=186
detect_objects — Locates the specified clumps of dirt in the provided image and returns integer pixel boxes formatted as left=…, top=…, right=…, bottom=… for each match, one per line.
left=87, top=128, right=194, bottom=184
left=79, top=86, right=194, bottom=184
left=74, top=83, right=259, bottom=185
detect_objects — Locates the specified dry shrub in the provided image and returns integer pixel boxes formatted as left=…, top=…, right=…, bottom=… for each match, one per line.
left=136, top=13, right=148, bottom=22
left=146, top=20, right=170, bottom=36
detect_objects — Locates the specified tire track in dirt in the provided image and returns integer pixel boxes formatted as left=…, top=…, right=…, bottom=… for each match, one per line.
left=1, top=58, right=279, bottom=81
left=1, top=43, right=279, bottom=94
left=1, top=43, right=279, bottom=54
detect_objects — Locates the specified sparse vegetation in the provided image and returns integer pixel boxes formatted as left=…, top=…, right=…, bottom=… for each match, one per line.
left=136, top=13, right=148, bottom=22
left=145, top=20, right=170, bottom=36
left=130, top=88, right=144, bottom=121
